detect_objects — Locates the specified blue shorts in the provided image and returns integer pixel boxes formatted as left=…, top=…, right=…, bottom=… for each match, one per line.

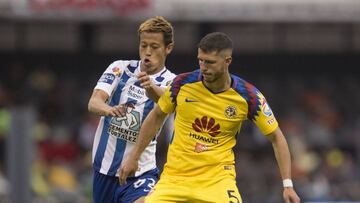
left=93, top=168, right=159, bottom=203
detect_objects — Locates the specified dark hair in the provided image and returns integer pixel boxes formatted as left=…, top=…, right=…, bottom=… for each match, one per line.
left=198, top=32, right=233, bottom=53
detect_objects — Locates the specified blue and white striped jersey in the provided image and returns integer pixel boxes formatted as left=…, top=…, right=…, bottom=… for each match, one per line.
left=92, top=60, right=176, bottom=177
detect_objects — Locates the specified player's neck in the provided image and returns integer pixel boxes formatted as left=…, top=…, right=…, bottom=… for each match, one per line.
left=204, top=73, right=231, bottom=93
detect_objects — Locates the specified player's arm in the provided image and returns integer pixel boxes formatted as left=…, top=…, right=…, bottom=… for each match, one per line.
left=119, top=105, right=168, bottom=185
left=137, top=72, right=165, bottom=102
left=266, top=127, right=300, bottom=203
left=88, top=89, right=124, bottom=117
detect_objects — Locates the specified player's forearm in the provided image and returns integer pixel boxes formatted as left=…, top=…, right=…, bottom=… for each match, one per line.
left=269, top=128, right=292, bottom=180
left=273, top=131, right=301, bottom=203
left=131, top=106, right=166, bottom=160
left=273, top=141, right=292, bottom=180
left=88, top=96, right=112, bottom=116
left=145, top=85, right=165, bottom=103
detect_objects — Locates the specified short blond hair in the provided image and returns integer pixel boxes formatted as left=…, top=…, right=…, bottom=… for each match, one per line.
left=138, top=16, right=174, bottom=46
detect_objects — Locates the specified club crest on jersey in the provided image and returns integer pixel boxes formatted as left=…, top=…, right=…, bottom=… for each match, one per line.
left=112, top=67, right=121, bottom=76
left=224, top=106, right=237, bottom=119
left=108, top=103, right=141, bottom=143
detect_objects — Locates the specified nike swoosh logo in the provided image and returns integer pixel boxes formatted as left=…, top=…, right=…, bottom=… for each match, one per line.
left=185, top=98, right=198, bottom=102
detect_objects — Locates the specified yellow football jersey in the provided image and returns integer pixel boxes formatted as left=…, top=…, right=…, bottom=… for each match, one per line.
left=158, top=69, right=278, bottom=180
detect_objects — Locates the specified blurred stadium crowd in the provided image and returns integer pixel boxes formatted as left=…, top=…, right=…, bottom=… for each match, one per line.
left=0, top=52, right=359, bottom=202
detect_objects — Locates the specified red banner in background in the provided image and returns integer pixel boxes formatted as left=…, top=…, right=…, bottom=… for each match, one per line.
left=29, top=0, right=151, bottom=15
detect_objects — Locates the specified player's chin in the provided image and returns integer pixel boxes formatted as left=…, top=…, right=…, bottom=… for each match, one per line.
left=141, top=63, right=153, bottom=71
left=145, top=64, right=161, bottom=74
left=203, top=76, right=214, bottom=83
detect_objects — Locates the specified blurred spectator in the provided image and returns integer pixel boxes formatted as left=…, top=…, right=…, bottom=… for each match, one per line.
left=0, top=85, right=10, bottom=168
left=0, top=83, right=10, bottom=202
left=38, top=125, right=79, bottom=164
left=78, top=114, right=98, bottom=153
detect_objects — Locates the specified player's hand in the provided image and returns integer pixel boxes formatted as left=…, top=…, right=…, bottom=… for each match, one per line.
left=283, top=187, right=300, bottom=203
left=106, top=104, right=126, bottom=117
left=137, top=72, right=154, bottom=90
left=118, top=156, right=138, bottom=185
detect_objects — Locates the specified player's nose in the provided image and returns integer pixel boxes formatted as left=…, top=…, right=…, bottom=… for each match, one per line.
left=145, top=47, right=152, bottom=56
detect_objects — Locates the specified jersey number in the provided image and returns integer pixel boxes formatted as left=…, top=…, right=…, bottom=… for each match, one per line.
left=227, top=190, right=240, bottom=203
left=133, top=178, right=156, bottom=192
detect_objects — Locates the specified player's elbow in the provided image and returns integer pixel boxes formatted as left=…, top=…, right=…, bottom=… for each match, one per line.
left=88, top=98, right=95, bottom=113
left=87, top=101, right=92, bottom=113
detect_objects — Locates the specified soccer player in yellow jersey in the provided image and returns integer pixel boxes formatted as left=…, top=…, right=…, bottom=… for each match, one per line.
left=119, top=32, right=300, bottom=203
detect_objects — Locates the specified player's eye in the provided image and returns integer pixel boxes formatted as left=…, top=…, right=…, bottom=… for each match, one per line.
left=151, top=45, right=159, bottom=49
left=199, top=59, right=215, bottom=65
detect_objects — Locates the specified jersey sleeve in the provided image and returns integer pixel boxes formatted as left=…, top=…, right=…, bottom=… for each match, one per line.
left=94, top=61, right=125, bottom=96
left=158, top=84, right=176, bottom=114
left=161, top=71, right=176, bottom=88
left=250, top=91, right=279, bottom=135
left=158, top=71, right=198, bottom=114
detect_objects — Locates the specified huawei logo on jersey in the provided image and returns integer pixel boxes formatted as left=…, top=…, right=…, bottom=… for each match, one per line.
left=192, top=116, right=221, bottom=137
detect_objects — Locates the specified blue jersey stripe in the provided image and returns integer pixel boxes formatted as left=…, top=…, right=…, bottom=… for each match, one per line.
left=133, top=80, right=141, bottom=87
left=107, top=138, right=127, bottom=176
left=141, top=99, right=154, bottom=123
left=94, top=116, right=111, bottom=170
left=142, top=99, right=155, bottom=142
left=94, top=72, right=130, bottom=176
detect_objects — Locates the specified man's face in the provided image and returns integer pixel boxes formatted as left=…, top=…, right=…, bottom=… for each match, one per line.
left=197, top=48, right=231, bottom=83
left=139, top=32, right=173, bottom=75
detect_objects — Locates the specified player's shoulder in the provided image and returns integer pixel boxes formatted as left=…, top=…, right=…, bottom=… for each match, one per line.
left=172, top=69, right=201, bottom=86
left=161, top=67, right=177, bottom=80
left=106, top=60, right=140, bottom=76
left=231, top=75, right=261, bottom=106
left=230, top=74, right=261, bottom=101
left=108, top=60, right=139, bottom=69
left=159, top=69, right=176, bottom=86
left=231, top=74, right=268, bottom=120
left=166, top=69, right=200, bottom=102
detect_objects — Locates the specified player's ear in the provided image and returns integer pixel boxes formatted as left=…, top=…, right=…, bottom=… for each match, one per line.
left=225, top=56, right=232, bottom=65
left=165, top=42, right=174, bottom=55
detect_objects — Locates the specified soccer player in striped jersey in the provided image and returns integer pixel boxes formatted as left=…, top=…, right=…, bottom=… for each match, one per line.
left=120, top=32, right=300, bottom=203
left=88, top=16, right=176, bottom=203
